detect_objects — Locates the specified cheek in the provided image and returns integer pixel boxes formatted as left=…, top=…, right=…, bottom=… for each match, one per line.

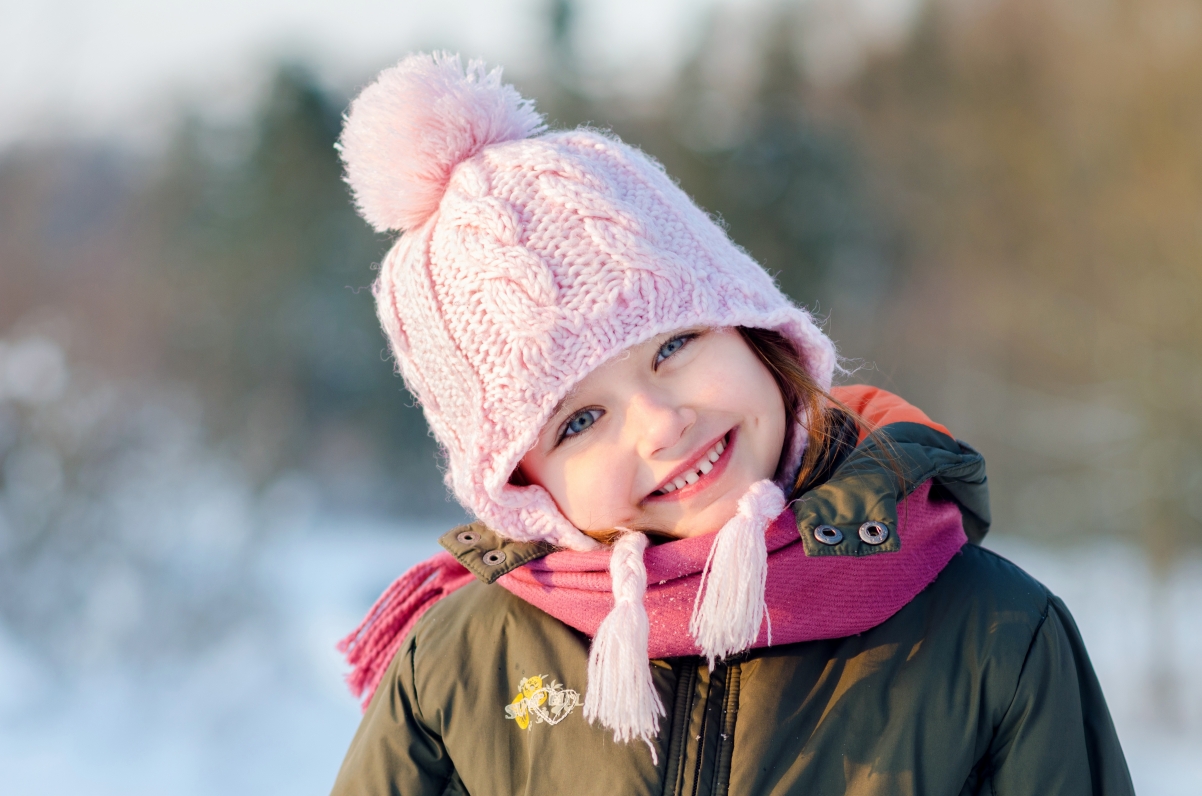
left=552, top=448, right=637, bottom=531
left=708, top=349, right=787, bottom=469
left=703, top=352, right=784, bottom=421
left=746, top=369, right=787, bottom=458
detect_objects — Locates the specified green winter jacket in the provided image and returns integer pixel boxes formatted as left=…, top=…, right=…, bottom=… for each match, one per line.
left=331, top=419, right=1134, bottom=796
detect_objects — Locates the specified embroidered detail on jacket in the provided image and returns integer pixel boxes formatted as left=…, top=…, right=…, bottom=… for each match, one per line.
left=504, top=675, right=581, bottom=730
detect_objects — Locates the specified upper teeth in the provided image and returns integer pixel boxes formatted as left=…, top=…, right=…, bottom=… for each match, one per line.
left=658, top=437, right=726, bottom=494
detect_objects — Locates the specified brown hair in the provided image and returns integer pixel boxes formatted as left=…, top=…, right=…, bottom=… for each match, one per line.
left=736, top=326, right=894, bottom=499
left=738, top=327, right=836, bottom=497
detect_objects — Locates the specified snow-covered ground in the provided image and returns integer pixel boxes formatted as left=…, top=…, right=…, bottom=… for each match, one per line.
left=0, top=516, right=444, bottom=796
left=1, top=519, right=1197, bottom=794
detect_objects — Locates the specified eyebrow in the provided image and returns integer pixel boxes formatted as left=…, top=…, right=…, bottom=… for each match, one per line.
left=548, top=384, right=582, bottom=426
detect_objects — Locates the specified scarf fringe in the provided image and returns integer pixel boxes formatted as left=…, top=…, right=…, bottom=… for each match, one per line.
left=689, top=480, right=786, bottom=668
left=583, top=531, right=664, bottom=757
left=337, top=550, right=474, bottom=710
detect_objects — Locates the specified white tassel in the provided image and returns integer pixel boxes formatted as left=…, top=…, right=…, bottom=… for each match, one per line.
left=689, top=480, right=786, bottom=668
left=584, top=530, right=664, bottom=758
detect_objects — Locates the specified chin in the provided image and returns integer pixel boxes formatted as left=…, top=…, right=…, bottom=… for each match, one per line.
left=672, top=497, right=745, bottom=539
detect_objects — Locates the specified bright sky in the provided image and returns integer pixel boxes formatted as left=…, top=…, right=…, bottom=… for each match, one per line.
left=0, top=0, right=921, bottom=150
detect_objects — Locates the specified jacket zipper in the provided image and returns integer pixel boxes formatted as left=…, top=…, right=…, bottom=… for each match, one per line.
left=662, top=660, right=740, bottom=796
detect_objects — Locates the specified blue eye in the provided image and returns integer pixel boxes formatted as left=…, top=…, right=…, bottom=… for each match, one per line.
left=560, top=408, right=603, bottom=441
left=654, top=335, right=692, bottom=367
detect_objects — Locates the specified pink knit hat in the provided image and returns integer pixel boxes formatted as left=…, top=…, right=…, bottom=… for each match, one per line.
left=341, top=52, right=836, bottom=548
left=339, top=52, right=837, bottom=745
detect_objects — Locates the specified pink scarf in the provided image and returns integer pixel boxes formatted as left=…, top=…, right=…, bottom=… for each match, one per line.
left=340, top=480, right=967, bottom=708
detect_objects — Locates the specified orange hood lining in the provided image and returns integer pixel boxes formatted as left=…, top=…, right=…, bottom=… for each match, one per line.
left=829, top=385, right=952, bottom=445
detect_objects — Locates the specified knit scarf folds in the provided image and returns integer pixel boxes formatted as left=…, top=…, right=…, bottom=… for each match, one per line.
left=339, top=480, right=967, bottom=746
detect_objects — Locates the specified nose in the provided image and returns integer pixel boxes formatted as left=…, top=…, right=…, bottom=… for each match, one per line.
left=625, top=388, right=695, bottom=460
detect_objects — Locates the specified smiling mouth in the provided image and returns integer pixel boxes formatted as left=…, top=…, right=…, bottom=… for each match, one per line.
left=650, top=431, right=732, bottom=497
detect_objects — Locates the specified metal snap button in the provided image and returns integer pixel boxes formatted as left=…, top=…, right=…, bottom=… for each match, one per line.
left=813, top=525, right=844, bottom=545
left=456, top=530, right=480, bottom=546
left=858, top=521, right=889, bottom=545
left=482, top=549, right=507, bottom=566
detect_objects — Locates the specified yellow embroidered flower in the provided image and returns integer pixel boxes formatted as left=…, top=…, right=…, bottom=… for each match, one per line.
left=504, top=674, right=580, bottom=730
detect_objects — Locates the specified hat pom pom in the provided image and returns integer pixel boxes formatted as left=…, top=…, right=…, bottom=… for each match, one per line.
left=339, top=51, right=545, bottom=233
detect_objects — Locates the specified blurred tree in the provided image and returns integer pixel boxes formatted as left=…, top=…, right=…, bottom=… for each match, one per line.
left=843, top=0, right=1202, bottom=553
left=689, top=23, right=887, bottom=307
left=839, top=0, right=1202, bottom=719
left=527, top=0, right=594, bottom=131
left=146, top=66, right=451, bottom=516
left=0, top=334, right=275, bottom=675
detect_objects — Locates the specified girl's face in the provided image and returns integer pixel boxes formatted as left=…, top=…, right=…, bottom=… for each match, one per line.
left=518, top=328, right=788, bottom=540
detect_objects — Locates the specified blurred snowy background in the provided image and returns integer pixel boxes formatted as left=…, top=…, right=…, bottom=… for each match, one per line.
left=2, top=0, right=1200, bottom=792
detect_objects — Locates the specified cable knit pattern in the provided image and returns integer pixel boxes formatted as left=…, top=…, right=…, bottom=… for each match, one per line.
left=342, top=54, right=837, bottom=552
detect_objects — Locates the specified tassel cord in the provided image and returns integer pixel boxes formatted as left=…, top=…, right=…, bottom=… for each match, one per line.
left=688, top=480, right=785, bottom=668
left=583, top=530, right=664, bottom=761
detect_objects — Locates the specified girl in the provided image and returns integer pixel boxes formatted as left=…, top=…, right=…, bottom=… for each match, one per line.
left=331, top=53, right=1132, bottom=795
